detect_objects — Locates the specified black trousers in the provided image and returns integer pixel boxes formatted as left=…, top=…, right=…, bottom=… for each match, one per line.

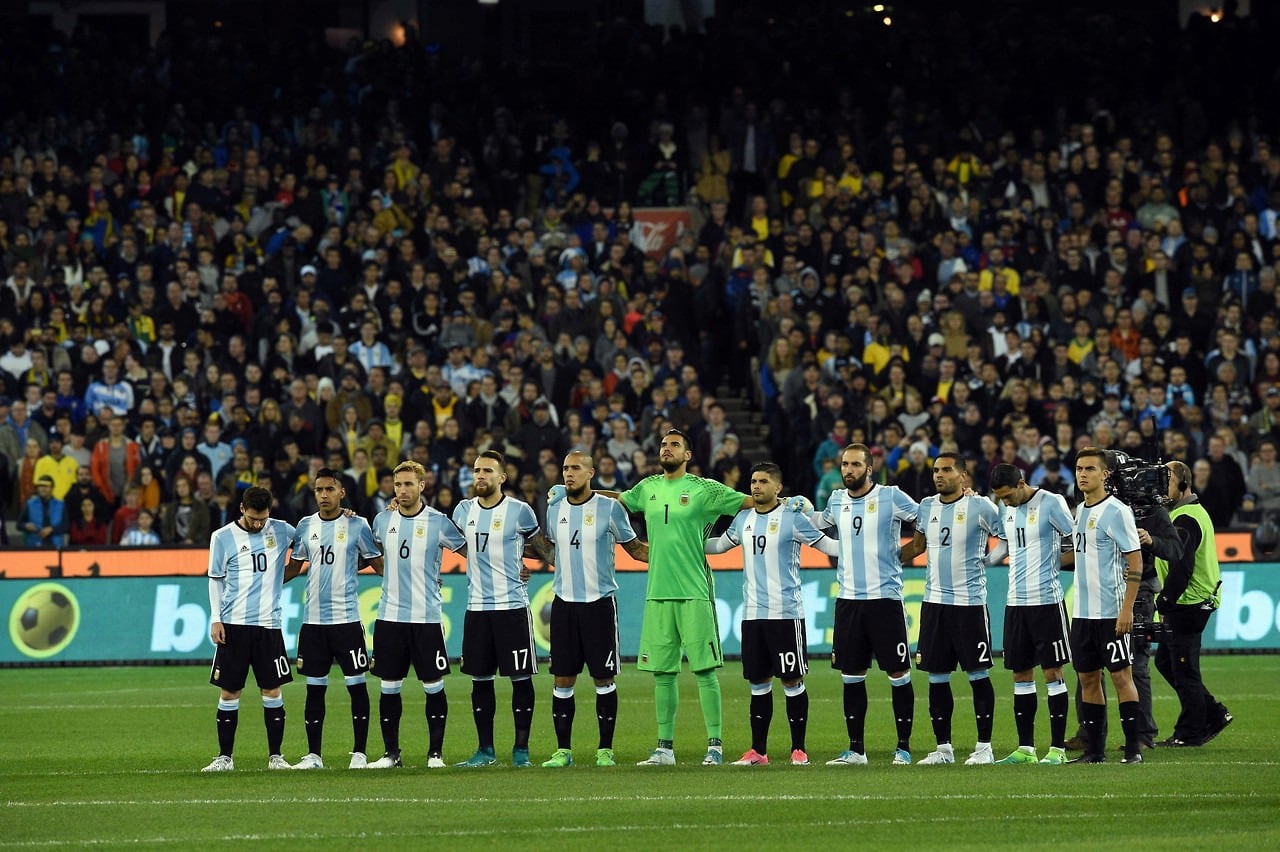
left=1154, top=606, right=1220, bottom=743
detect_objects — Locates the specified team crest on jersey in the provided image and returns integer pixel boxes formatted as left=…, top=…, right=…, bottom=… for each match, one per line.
left=265, top=535, right=277, bottom=549
left=584, top=513, right=595, bottom=526
left=415, top=524, right=426, bottom=538
left=866, top=500, right=877, bottom=513
left=336, top=530, right=346, bottom=543
left=1087, top=517, right=1097, bottom=530
left=492, top=519, right=503, bottom=530
left=680, top=493, right=689, bottom=505
left=956, top=512, right=966, bottom=523
left=767, top=519, right=780, bottom=534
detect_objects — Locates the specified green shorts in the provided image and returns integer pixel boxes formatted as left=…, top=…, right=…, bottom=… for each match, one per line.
left=637, top=599, right=723, bottom=673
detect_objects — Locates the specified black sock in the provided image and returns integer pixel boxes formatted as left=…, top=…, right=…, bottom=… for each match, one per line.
left=1119, top=700, right=1141, bottom=756
left=552, top=692, right=576, bottom=750
left=1081, top=701, right=1106, bottom=755
left=971, top=677, right=995, bottom=743
left=929, top=681, right=953, bottom=745
left=264, top=703, right=285, bottom=756
left=843, top=680, right=867, bottom=753
left=379, top=691, right=403, bottom=755
left=749, top=691, right=773, bottom=755
left=346, top=682, right=369, bottom=755
left=1048, top=689, right=1069, bottom=749
left=472, top=680, right=496, bottom=750
left=304, top=684, right=326, bottom=755
left=892, top=681, right=915, bottom=752
left=1014, top=691, right=1038, bottom=748
left=425, top=689, right=448, bottom=756
left=785, top=688, right=809, bottom=752
left=511, top=678, right=535, bottom=749
left=596, top=688, right=618, bottom=750
left=216, top=706, right=238, bottom=757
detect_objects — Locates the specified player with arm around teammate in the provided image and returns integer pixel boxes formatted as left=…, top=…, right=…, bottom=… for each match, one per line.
left=815, top=443, right=921, bottom=766
left=540, top=450, right=649, bottom=768
left=366, top=460, right=466, bottom=769
left=1068, top=447, right=1145, bottom=764
left=899, top=452, right=1002, bottom=766
left=986, top=463, right=1077, bottom=765
left=284, top=468, right=383, bottom=770
left=453, top=450, right=556, bottom=767
left=704, top=462, right=838, bottom=767
left=201, top=486, right=298, bottom=772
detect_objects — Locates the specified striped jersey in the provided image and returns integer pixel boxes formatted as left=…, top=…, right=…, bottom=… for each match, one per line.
left=710, top=506, right=837, bottom=620
left=1072, top=495, right=1141, bottom=619
left=817, top=484, right=919, bottom=601
left=547, top=493, right=636, bottom=603
left=998, top=489, right=1075, bottom=606
left=291, top=513, right=379, bottom=625
left=372, top=503, right=466, bottom=624
left=207, top=518, right=296, bottom=628
left=917, top=493, right=1001, bottom=606
left=453, top=495, right=540, bottom=611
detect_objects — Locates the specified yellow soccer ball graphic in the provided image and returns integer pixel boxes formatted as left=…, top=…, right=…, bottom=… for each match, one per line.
left=10, top=583, right=80, bottom=658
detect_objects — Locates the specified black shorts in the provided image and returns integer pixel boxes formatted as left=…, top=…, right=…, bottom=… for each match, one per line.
left=297, top=622, right=369, bottom=677
left=741, top=618, right=809, bottom=682
left=371, top=620, right=451, bottom=683
left=1070, top=618, right=1133, bottom=673
left=831, top=598, right=911, bottom=674
left=916, top=602, right=993, bottom=674
left=209, top=624, right=293, bottom=692
left=549, top=596, right=621, bottom=680
left=1003, top=603, right=1072, bottom=672
left=461, top=608, right=538, bottom=678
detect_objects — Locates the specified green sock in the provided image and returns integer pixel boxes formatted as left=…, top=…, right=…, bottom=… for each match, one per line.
left=654, top=673, right=678, bottom=741
left=694, top=669, right=722, bottom=741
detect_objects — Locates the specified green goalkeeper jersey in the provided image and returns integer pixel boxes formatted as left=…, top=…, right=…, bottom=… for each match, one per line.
left=619, top=473, right=746, bottom=601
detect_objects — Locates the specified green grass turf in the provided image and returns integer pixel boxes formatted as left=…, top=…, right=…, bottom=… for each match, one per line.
left=1, top=657, right=1276, bottom=849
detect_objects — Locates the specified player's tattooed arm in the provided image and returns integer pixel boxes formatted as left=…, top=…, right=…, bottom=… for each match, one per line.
left=623, top=537, right=650, bottom=563
left=284, top=557, right=306, bottom=581
left=900, top=530, right=927, bottom=564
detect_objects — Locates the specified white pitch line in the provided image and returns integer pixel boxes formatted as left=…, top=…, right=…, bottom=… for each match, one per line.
left=4, top=791, right=1265, bottom=809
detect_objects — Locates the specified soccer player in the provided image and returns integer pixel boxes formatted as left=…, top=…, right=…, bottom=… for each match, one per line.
left=616, top=429, right=754, bottom=767
left=540, top=450, right=649, bottom=768
left=1068, top=447, right=1144, bottom=764
left=285, top=468, right=382, bottom=770
left=900, top=452, right=1002, bottom=765
left=201, top=486, right=298, bottom=772
left=453, top=450, right=554, bottom=767
left=367, top=460, right=466, bottom=769
left=815, top=443, right=920, bottom=766
left=705, top=462, right=838, bottom=766
left=987, top=463, right=1076, bottom=765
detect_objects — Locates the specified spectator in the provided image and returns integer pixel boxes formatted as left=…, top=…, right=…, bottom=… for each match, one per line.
left=20, top=475, right=66, bottom=547
left=120, top=507, right=162, bottom=546
left=160, top=475, right=211, bottom=545
left=90, top=412, right=141, bottom=506
left=68, top=496, right=111, bottom=546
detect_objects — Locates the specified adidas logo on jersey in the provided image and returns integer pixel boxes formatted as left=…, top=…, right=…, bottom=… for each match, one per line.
left=389, top=527, right=397, bottom=534
left=311, top=533, right=319, bottom=539
left=560, top=518, right=569, bottom=524
left=649, top=495, right=657, bottom=501
left=240, top=545, right=250, bottom=551
left=930, top=517, right=939, bottom=523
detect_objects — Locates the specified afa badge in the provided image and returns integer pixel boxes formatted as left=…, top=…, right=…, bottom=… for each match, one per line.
left=956, top=512, right=966, bottom=523
left=415, top=523, right=426, bottom=538
left=584, top=513, right=595, bottom=526
left=492, top=519, right=503, bottom=531
left=768, top=519, right=780, bottom=534
left=1028, top=511, right=1037, bottom=524
left=336, top=530, right=347, bottom=543
left=680, top=493, right=690, bottom=506
left=866, top=501, right=877, bottom=513
left=1087, top=517, right=1097, bottom=530
left=264, top=535, right=277, bottom=550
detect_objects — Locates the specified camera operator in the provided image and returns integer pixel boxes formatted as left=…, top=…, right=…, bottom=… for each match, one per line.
left=1152, top=460, right=1231, bottom=747
left=1126, top=457, right=1183, bottom=751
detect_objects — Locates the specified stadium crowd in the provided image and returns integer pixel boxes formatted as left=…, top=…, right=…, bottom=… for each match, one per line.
left=1, top=4, right=1279, bottom=546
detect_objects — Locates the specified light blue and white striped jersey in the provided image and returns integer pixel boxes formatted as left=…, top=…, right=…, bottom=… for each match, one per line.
left=712, top=506, right=836, bottom=620
left=817, top=484, right=919, bottom=601
left=547, top=494, right=636, bottom=603
left=1072, top=495, right=1141, bottom=620
left=292, top=513, right=380, bottom=625
left=453, top=496, right=540, bottom=611
left=207, top=518, right=296, bottom=628
left=998, top=489, right=1075, bottom=606
left=372, top=504, right=466, bottom=624
left=917, top=493, right=1001, bottom=606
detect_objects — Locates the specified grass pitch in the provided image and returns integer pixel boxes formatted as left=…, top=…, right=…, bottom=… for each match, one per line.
left=1, top=657, right=1277, bottom=849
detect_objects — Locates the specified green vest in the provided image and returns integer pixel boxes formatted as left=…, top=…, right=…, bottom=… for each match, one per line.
left=1154, top=501, right=1221, bottom=606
